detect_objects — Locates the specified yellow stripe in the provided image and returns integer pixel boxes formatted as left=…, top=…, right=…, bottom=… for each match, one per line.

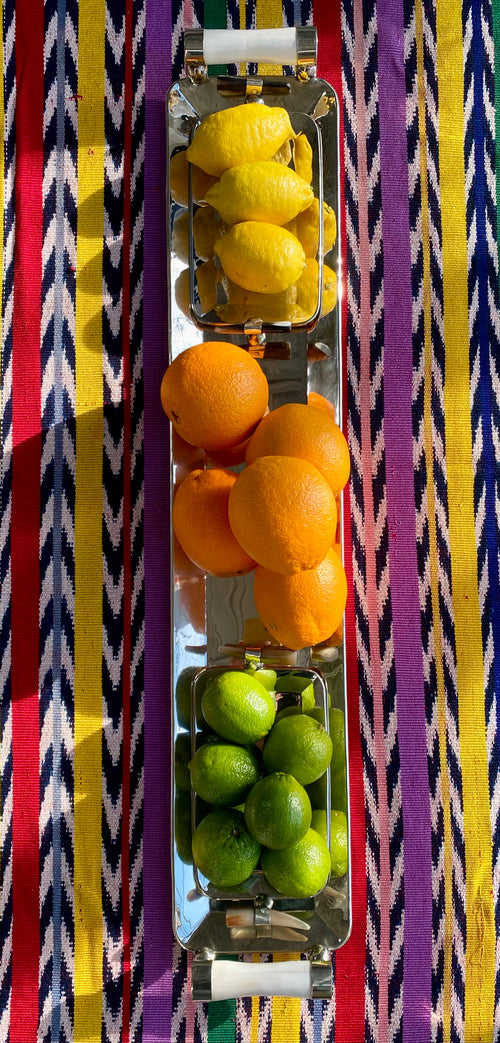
left=270, top=955, right=302, bottom=1043
left=74, top=1, right=105, bottom=1037
left=255, top=0, right=283, bottom=76
left=249, top=955, right=261, bottom=1043
left=436, top=4, right=496, bottom=1040
left=415, top=3, right=453, bottom=1037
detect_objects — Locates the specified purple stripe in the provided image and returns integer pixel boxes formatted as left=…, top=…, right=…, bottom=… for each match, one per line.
left=376, top=1, right=433, bottom=1040
left=143, top=1, right=173, bottom=1040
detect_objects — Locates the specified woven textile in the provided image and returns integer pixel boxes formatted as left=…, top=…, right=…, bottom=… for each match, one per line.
left=0, top=0, right=499, bottom=1041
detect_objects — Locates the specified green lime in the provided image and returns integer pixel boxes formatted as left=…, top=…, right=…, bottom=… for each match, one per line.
left=174, top=732, right=192, bottom=792
left=311, top=808, right=349, bottom=877
left=306, top=772, right=327, bottom=810
left=244, top=772, right=312, bottom=849
left=192, top=807, right=261, bottom=888
left=331, top=767, right=347, bottom=814
left=261, top=828, right=331, bottom=897
left=201, top=670, right=275, bottom=745
left=175, top=666, right=209, bottom=731
left=274, top=673, right=316, bottom=720
left=174, top=791, right=193, bottom=864
left=262, top=714, right=332, bottom=786
left=329, top=707, right=345, bottom=775
left=243, top=663, right=277, bottom=691
left=188, top=741, right=261, bottom=805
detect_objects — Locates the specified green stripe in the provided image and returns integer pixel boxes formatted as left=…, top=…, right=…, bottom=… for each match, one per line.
left=203, top=0, right=228, bottom=76
left=207, top=998, right=237, bottom=1042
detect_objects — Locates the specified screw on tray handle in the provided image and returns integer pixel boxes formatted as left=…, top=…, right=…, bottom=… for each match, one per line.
left=191, top=950, right=332, bottom=1001
left=184, top=27, right=318, bottom=84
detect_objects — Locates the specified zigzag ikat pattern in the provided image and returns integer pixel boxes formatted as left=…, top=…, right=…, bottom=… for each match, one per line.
left=129, top=1, right=146, bottom=1037
left=342, top=2, right=403, bottom=1040
left=464, top=0, right=500, bottom=1036
left=39, top=1, right=78, bottom=1039
left=0, top=0, right=15, bottom=1036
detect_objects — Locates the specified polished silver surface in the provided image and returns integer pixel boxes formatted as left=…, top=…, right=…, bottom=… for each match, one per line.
left=167, top=63, right=351, bottom=960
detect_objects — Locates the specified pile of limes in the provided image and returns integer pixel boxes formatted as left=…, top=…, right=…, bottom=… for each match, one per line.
left=184, top=666, right=348, bottom=897
left=170, top=102, right=337, bottom=325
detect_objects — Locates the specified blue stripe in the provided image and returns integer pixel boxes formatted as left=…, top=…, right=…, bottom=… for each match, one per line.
left=50, top=0, right=67, bottom=1037
left=471, top=0, right=500, bottom=728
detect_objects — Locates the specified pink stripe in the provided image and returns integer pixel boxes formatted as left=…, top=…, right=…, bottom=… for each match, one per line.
left=183, top=0, right=194, bottom=28
left=353, top=0, right=391, bottom=1039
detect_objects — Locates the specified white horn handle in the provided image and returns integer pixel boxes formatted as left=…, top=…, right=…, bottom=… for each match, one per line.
left=202, top=28, right=299, bottom=66
left=192, top=957, right=332, bottom=1001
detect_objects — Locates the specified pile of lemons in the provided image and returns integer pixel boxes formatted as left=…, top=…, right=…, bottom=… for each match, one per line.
left=170, top=102, right=337, bottom=325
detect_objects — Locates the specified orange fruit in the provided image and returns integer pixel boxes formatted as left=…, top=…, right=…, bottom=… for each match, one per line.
left=169, top=149, right=218, bottom=206
left=161, top=341, right=269, bottom=450
left=307, top=390, right=336, bottom=422
left=228, top=455, right=337, bottom=575
left=172, top=468, right=256, bottom=578
left=245, top=401, right=350, bottom=494
left=253, top=548, right=348, bottom=650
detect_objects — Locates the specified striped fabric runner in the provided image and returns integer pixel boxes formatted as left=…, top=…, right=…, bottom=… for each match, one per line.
left=0, top=0, right=498, bottom=1040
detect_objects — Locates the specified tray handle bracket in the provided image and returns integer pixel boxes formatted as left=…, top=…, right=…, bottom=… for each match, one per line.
left=184, top=27, right=317, bottom=83
left=191, top=949, right=332, bottom=1001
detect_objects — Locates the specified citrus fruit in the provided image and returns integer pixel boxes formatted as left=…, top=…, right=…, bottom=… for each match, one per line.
left=243, top=663, right=277, bottom=691
left=274, top=673, right=316, bottom=719
left=307, top=390, right=336, bottom=421
left=193, top=205, right=222, bottom=261
left=201, top=670, right=275, bottom=745
left=272, top=138, right=293, bottom=165
left=191, top=807, right=261, bottom=888
left=307, top=766, right=347, bottom=814
left=174, top=262, right=220, bottom=320
left=171, top=208, right=190, bottom=263
left=244, top=772, right=312, bottom=849
left=175, top=665, right=208, bottom=731
left=261, top=828, right=331, bottom=897
left=185, top=103, right=295, bottom=177
left=173, top=468, right=256, bottom=578
left=169, top=149, right=218, bottom=206
left=311, top=808, right=348, bottom=877
left=245, top=401, right=350, bottom=494
left=228, top=455, right=337, bottom=575
left=293, top=132, right=313, bottom=184
left=174, top=791, right=193, bottom=864
left=293, top=258, right=337, bottom=321
left=262, top=714, right=333, bottom=785
left=174, top=732, right=192, bottom=792
left=215, top=222, right=306, bottom=295
left=286, top=198, right=337, bottom=258
left=161, top=340, right=268, bottom=450
left=216, top=278, right=298, bottom=325
left=253, top=548, right=348, bottom=650
left=206, top=161, right=314, bottom=227
left=188, top=741, right=261, bottom=806
left=329, top=707, right=346, bottom=775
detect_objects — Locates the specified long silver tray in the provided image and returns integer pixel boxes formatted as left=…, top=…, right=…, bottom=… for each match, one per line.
left=166, top=27, right=351, bottom=1000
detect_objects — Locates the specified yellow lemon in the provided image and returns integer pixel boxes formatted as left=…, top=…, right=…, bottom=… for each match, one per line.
left=169, top=149, right=219, bottom=206
left=292, top=258, right=338, bottom=322
left=215, top=221, right=306, bottom=294
left=185, top=103, right=295, bottom=177
left=293, top=133, right=313, bottom=184
left=174, top=259, right=219, bottom=318
left=286, top=198, right=337, bottom=258
left=216, top=277, right=298, bottom=324
left=205, top=161, right=314, bottom=227
left=193, top=205, right=222, bottom=261
left=171, top=209, right=189, bottom=263
left=272, top=138, right=293, bottom=165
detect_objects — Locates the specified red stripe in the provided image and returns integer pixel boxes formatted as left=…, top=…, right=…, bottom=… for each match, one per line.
left=10, top=0, right=44, bottom=1037
left=315, top=5, right=367, bottom=1039
left=120, top=0, right=134, bottom=1037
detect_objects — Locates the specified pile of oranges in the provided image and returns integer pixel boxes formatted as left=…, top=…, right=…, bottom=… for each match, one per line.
left=161, top=340, right=349, bottom=652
